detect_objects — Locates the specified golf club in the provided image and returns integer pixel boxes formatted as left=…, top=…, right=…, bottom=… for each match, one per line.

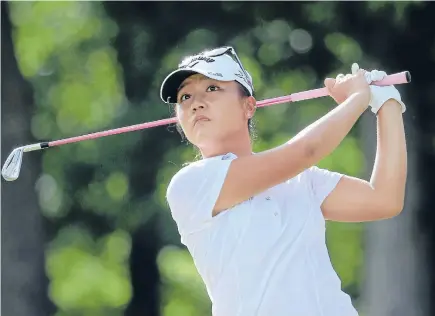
left=2, top=70, right=411, bottom=182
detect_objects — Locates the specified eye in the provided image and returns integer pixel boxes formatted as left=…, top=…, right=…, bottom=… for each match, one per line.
left=206, top=85, right=220, bottom=92
left=179, top=94, right=191, bottom=103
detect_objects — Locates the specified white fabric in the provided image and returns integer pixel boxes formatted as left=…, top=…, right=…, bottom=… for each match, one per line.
left=166, top=153, right=359, bottom=316
left=351, top=63, right=406, bottom=114
left=160, top=52, right=253, bottom=103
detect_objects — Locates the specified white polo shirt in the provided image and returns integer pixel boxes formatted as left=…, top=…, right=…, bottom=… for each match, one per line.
left=166, top=152, right=359, bottom=316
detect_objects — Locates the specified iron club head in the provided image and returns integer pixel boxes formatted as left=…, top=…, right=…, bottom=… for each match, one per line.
left=2, top=147, right=24, bottom=181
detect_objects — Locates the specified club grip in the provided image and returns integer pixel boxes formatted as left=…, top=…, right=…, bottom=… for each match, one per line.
left=373, top=71, right=411, bottom=86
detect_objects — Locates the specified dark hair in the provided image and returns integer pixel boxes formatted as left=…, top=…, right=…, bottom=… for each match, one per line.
left=173, top=82, right=256, bottom=142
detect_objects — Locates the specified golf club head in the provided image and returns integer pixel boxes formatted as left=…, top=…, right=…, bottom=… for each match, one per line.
left=2, top=147, right=24, bottom=181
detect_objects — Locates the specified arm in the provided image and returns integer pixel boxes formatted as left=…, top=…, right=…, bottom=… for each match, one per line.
left=213, top=92, right=369, bottom=214
left=321, top=99, right=407, bottom=222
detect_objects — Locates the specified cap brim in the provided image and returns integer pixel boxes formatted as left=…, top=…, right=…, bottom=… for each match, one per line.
left=160, top=68, right=236, bottom=103
left=160, top=69, right=197, bottom=103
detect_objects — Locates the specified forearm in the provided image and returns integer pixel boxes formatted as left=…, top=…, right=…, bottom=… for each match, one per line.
left=290, top=92, right=368, bottom=165
left=370, top=99, right=407, bottom=209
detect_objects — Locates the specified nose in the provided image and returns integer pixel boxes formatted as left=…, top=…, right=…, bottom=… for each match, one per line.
left=190, top=95, right=207, bottom=112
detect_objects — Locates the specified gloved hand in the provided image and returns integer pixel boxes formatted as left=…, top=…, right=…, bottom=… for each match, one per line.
left=351, top=63, right=406, bottom=114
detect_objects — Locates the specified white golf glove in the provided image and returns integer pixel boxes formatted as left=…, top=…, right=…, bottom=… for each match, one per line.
left=351, top=63, right=406, bottom=114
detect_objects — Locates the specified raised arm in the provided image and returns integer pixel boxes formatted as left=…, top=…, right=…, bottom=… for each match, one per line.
left=321, top=98, right=407, bottom=222
left=320, top=66, right=408, bottom=222
left=213, top=70, right=370, bottom=214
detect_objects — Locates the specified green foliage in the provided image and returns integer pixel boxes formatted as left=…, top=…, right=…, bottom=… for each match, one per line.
left=325, top=33, right=363, bottom=65
left=366, top=1, right=425, bottom=25
left=9, top=1, right=419, bottom=314
left=158, top=246, right=211, bottom=316
left=46, top=226, right=132, bottom=313
left=10, top=1, right=133, bottom=314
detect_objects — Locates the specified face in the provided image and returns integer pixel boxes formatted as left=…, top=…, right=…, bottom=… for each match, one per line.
left=175, top=74, right=255, bottom=149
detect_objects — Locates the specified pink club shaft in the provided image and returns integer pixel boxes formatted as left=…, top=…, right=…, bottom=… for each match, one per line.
left=49, top=71, right=411, bottom=148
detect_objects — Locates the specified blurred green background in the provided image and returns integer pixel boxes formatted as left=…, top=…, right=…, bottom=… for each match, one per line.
left=2, top=1, right=435, bottom=316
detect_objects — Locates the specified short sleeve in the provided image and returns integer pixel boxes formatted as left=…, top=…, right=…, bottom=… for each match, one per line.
left=305, top=166, right=344, bottom=207
left=166, top=156, right=233, bottom=235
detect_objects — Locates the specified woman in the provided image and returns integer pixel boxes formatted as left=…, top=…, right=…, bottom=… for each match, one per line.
left=160, top=46, right=407, bottom=316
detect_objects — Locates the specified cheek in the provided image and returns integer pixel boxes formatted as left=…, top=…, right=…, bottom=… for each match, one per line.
left=219, top=97, right=245, bottom=122
left=176, top=108, right=190, bottom=132
left=211, top=106, right=245, bottom=135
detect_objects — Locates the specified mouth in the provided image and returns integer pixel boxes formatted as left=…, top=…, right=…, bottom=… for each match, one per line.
left=193, top=115, right=210, bottom=126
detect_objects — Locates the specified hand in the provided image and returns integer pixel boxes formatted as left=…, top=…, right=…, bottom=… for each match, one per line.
left=351, top=63, right=406, bottom=114
left=324, top=69, right=371, bottom=105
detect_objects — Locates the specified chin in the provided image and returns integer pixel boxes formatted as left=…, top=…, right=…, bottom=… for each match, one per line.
left=193, top=134, right=223, bottom=150
left=193, top=138, right=216, bottom=150
left=189, top=126, right=233, bottom=149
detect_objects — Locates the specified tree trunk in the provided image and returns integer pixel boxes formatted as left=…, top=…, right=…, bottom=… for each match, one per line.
left=125, top=218, right=161, bottom=316
left=1, top=3, right=54, bottom=315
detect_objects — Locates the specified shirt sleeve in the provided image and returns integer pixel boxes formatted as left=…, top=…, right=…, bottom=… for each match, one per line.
left=305, top=166, right=344, bottom=207
left=166, top=156, right=233, bottom=235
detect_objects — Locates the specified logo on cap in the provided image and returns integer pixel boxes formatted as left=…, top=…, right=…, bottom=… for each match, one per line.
left=235, top=70, right=251, bottom=87
left=179, top=55, right=215, bottom=69
left=208, top=72, right=223, bottom=77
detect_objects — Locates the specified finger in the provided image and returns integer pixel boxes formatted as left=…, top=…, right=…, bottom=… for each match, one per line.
left=354, top=68, right=367, bottom=77
left=370, top=70, right=387, bottom=82
left=336, top=73, right=345, bottom=80
left=364, top=72, right=372, bottom=84
left=324, top=78, right=336, bottom=90
left=351, top=63, right=360, bottom=75
left=370, top=70, right=381, bottom=82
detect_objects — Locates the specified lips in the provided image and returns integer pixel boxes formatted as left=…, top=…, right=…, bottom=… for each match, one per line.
left=193, top=115, right=210, bottom=125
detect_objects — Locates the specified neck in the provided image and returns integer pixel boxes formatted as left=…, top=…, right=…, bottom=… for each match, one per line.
left=200, top=130, right=253, bottom=159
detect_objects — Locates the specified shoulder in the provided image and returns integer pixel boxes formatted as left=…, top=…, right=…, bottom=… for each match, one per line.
left=166, top=161, right=202, bottom=202
left=300, top=166, right=343, bottom=205
left=294, top=166, right=341, bottom=182
left=166, top=154, right=236, bottom=234
left=286, top=166, right=317, bottom=186
left=286, top=166, right=342, bottom=195
left=166, top=154, right=235, bottom=204
left=167, top=157, right=221, bottom=192
left=305, top=166, right=343, bottom=183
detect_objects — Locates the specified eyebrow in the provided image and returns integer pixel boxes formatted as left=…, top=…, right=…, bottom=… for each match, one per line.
left=177, top=76, right=211, bottom=93
left=177, top=82, right=189, bottom=93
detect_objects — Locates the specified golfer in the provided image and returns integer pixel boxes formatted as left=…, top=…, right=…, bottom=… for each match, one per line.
left=160, top=46, right=407, bottom=316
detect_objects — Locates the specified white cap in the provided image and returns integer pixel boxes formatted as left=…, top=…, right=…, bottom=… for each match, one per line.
left=160, top=52, right=254, bottom=103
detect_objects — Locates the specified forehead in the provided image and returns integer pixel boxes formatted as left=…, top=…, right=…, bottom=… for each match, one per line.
left=178, top=74, right=218, bottom=92
left=182, top=73, right=208, bottom=84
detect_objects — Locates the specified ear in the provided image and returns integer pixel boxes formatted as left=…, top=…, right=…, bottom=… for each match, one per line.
left=244, top=96, right=257, bottom=119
